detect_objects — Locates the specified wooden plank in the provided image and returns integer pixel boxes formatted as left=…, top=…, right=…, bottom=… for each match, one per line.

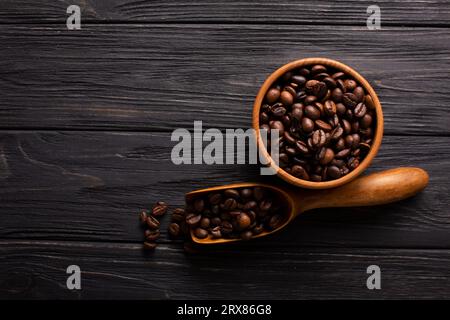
left=0, top=131, right=448, bottom=248
left=0, top=240, right=449, bottom=299
left=1, top=25, right=449, bottom=135
left=1, top=0, right=449, bottom=26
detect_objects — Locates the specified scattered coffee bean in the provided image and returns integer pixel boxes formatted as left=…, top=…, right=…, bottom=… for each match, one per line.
left=152, top=201, right=168, bottom=217
left=143, top=241, right=157, bottom=250
left=168, top=222, right=181, bottom=237
left=146, top=215, right=160, bottom=230
left=139, top=210, right=148, bottom=224
left=145, top=229, right=160, bottom=241
left=260, top=64, right=376, bottom=181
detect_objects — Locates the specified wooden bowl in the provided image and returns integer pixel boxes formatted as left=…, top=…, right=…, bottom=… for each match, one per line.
left=252, top=58, right=384, bottom=189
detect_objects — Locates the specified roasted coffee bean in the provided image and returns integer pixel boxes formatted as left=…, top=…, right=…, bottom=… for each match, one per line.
left=348, top=157, right=360, bottom=170
left=152, top=201, right=168, bottom=216
left=304, top=95, right=317, bottom=105
left=365, top=95, right=375, bottom=110
left=291, top=104, right=304, bottom=120
left=252, top=224, right=264, bottom=235
left=335, top=138, right=346, bottom=151
left=354, top=103, right=367, bottom=118
left=324, top=100, right=337, bottom=116
left=342, top=119, right=352, bottom=134
left=268, top=215, right=283, bottom=229
left=221, top=221, right=233, bottom=234
left=260, top=112, right=269, bottom=124
left=223, top=198, right=238, bottom=210
left=337, top=79, right=346, bottom=92
left=302, top=117, right=315, bottom=133
left=331, top=88, right=343, bottom=102
left=194, top=228, right=208, bottom=239
left=296, top=140, right=310, bottom=154
left=211, top=205, right=220, bottom=215
left=171, top=208, right=185, bottom=222
left=284, top=131, right=297, bottom=145
left=343, top=93, right=358, bottom=108
left=145, top=229, right=160, bottom=241
left=351, top=121, right=360, bottom=133
left=237, top=212, right=252, bottom=230
left=292, top=165, right=310, bottom=180
left=143, top=241, right=157, bottom=250
left=240, top=188, right=253, bottom=199
left=224, top=189, right=240, bottom=199
left=270, top=120, right=285, bottom=136
left=168, top=223, right=181, bottom=237
left=360, top=114, right=373, bottom=128
left=311, top=129, right=327, bottom=148
left=296, top=90, right=307, bottom=101
left=345, top=135, right=354, bottom=148
left=319, top=148, right=335, bottom=165
left=292, top=75, right=307, bottom=85
left=200, top=217, right=211, bottom=229
left=335, top=148, right=351, bottom=158
left=323, top=77, right=337, bottom=89
left=279, top=153, right=289, bottom=165
left=305, top=105, right=321, bottom=120
left=259, top=199, right=273, bottom=212
left=194, top=199, right=205, bottom=212
left=331, top=126, right=344, bottom=140
left=280, top=90, right=294, bottom=106
left=208, top=193, right=222, bottom=205
left=253, top=187, right=264, bottom=201
left=146, top=215, right=160, bottom=230
left=353, top=86, right=365, bottom=102
left=241, top=230, right=253, bottom=241
left=336, top=102, right=346, bottom=115
left=344, top=79, right=357, bottom=91
left=210, top=226, right=222, bottom=238
left=139, top=210, right=148, bottom=224
left=272, top=105, right=287, bottom=117
left=327, top=165, right=342, bottom=179
left=332, top=72, right=345, bottom=79
left=311, top=65, right=327, bottom=75
left=186, top=213, right=202, bottom=226
left=315, top=120, right=332, bottom=131
left=266, top=87, right=280, bottom=104
left=285, top=147, right=297, bottom=156
left=244, top=200, right=258, bottom=210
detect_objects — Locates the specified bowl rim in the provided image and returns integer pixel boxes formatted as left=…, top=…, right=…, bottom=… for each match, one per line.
left=252, top=57, right=384, bottom=189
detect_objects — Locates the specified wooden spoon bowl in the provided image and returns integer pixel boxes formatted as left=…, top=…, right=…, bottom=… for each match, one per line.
left=253, top=57, right=384, bottom=189
left=188, top=167, right=429, bottom=244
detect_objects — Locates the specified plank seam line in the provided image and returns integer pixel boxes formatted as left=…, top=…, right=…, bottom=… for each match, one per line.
left=0, top=21, right=450, bottom=29
left=0, top=238, right=450, bottom=251
left=0, top=128, right=448, bottom=138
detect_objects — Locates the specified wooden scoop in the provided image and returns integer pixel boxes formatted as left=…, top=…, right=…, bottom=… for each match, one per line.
left=187, top=167, right=429, bottom=244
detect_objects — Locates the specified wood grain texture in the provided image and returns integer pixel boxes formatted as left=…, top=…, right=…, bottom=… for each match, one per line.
left=1, top=24, right=450, bottom=135
left=0, top=131, right=448, bottom=248
left=1, top=0, right=450, bottom=26
left=0, top=240, right=449, bottom=299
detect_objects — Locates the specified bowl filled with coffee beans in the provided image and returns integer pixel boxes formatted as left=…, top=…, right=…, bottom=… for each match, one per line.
left=253, top=58, right=383, bottom=189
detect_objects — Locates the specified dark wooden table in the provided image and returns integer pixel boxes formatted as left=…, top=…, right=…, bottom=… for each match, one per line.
left=1, top=0, right=449, bottom=299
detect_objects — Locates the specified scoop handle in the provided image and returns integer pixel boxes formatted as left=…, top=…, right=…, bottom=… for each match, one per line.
left=295, top=167, right=429, bottom=214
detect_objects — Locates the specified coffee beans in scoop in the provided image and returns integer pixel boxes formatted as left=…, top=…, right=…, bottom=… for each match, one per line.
left=259, top=64, right=376, bottom=181
left=183, top=187, right=287, bottom=241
